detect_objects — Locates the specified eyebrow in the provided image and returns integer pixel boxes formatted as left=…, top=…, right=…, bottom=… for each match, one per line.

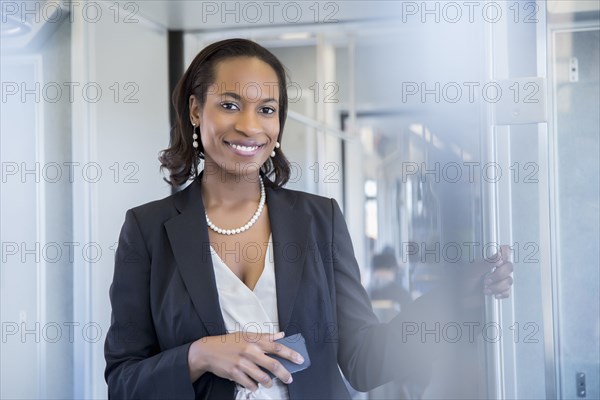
left=220, top=91, right=278, bottom=104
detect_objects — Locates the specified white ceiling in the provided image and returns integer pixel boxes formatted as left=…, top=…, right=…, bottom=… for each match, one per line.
left=548, top=0, right=600, bottom=14
left=132, top=0, right=600, bottom=32
left=131, top=1, right=399, bottom=31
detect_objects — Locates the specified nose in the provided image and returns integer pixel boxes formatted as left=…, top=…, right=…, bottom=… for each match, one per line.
left=234, top=109, right=262, bottom=136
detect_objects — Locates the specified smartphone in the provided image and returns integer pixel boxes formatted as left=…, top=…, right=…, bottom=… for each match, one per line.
left=261, top=333, right=311, bottom=378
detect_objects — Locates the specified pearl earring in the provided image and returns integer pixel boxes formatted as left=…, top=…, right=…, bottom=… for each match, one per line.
left=271, top=141, right=280, bottom=158
left=192, top=123, right=199, bottom=149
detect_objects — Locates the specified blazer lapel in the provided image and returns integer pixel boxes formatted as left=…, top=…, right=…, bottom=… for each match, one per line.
left=164, top=172, right=227, bottom=336
left=265, top=185, right=312, bottom=333
left=164, top=171, right=312, bottom=336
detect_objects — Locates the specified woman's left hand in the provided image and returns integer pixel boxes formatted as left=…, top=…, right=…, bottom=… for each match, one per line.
left=482, top=244, right=514, bottom=299
left=459, top=244, right=514, bottom=306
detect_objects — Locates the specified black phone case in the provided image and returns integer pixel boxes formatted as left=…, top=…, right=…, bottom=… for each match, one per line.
left=261, top=333, right=311, bottom=378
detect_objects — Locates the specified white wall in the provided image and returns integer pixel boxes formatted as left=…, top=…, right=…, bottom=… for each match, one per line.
left=1, top=17, right=74, bottom=399
left=1, top=5, right=175, bottom=396
left=70, top=5, right=170, bottom=398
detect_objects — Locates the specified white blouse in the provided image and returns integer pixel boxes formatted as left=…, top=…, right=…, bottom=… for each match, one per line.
left=210, top=233, right=290, bottom=400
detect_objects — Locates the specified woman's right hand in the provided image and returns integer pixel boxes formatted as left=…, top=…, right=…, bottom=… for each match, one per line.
left=187, top=331, right=305, bottom=391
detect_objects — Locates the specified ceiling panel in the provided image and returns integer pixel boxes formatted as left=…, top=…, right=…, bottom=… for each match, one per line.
left=132, top=1, right=400, bottom=31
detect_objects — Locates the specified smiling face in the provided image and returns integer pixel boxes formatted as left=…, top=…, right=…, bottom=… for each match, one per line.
left=189, top=56, right=280, bottom=178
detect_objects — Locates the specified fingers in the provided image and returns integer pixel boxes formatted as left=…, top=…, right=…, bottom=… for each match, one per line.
left=270, top=331, right=285, bottom=341
left=486, top=244, right=511, bottom=265
left=484, top=262, right=513, bottom=298
left=248, top=332, right=304, bottom=384
left=499, top=244, right=511, bottom=262
left=237, top=331, right=301, bottom=386
left=237, top=357, right=274, bottom=390
left=264, top=338, right=305, bottom=366
left=483, top=245, right=514, bottom=299
left=257, top=331, right=304, bottom=369
left=483, top=246, right=514, bottom=299
left=222, top=332, right=285, bottom=391
left=484, top=274, right=513, bottom=294
left=493, top=290, right=510, bottom=299
left=251, top=352, right=293, bottom=384
left=490, top=259, right=514, bottom=281
left=229, top=365, right=261, bottom=392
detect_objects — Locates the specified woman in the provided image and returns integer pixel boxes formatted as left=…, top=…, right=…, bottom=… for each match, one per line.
left=104, top=38, right=513, bottom=399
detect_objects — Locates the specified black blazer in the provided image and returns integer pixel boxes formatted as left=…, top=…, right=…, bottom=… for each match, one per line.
left=104, top=171, right=458, bottom=399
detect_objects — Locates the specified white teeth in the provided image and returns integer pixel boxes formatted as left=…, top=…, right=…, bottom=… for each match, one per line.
left=229, top=143, right=260, bottom=152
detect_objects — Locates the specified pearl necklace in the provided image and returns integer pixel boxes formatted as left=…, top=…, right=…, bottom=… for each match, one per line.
left=205, top=176, right=265, bottom=235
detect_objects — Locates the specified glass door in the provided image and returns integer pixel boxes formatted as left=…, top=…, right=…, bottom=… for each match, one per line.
left=484, top=1, right=600, bottom=399
left=547, top=6, right=600, bottom=399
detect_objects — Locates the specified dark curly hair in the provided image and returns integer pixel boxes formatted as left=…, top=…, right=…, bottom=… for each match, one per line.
left=159, top=38, right=291, bottom=188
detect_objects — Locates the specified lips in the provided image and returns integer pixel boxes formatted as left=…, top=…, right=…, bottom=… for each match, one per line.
left=224, top=140, right=265, bottom=156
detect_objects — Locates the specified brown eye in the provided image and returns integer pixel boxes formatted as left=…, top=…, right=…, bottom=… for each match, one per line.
left=261, top=107, right=276, bottom=114
left=221, top=102, right=239, bottom=111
